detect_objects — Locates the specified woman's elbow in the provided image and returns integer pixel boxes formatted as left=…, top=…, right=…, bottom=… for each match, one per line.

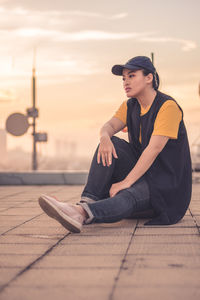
left=148, top=136, right=169, bottom=153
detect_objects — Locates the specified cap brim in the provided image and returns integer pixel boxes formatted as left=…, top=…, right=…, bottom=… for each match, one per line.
left=111, top=65, right=124, bottom=75
left=111, top=64, right=141, bottom=76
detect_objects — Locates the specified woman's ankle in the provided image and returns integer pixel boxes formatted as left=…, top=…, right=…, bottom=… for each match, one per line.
left=75, top=204, right=89, bottom=219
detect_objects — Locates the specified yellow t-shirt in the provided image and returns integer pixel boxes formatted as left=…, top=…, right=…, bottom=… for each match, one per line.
left=113, top=99, right=182, bottom=143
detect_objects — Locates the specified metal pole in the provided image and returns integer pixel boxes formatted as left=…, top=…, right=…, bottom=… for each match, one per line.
left=151, top=52, right=154, bottom=65
left=32, top=50, right=37, bottom=170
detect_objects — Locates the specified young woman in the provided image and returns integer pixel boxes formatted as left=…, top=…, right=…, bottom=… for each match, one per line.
left=38, top=56, right=192, bottom=233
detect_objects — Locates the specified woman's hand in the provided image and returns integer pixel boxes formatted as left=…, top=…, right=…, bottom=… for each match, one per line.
left=97, top=136, right=118, bottom=166
left=109, top=180, right=132, bottom=198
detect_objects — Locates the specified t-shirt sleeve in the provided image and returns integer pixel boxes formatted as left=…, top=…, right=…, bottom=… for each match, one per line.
left=113, top=100, right=127, bottom=125
left=152, top=100, right=182, bottom=139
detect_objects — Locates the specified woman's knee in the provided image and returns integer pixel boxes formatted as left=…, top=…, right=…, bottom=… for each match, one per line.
left=96, top=136, right=121, bottom=150
left=95, top=136, right=124, bottom=154
left=95, top=135, right=132, bottom=162
left=110, top=136, right=135, bottom=161
left=110, top=136, right=128, bottom=151
left=110, top=135, right=122, bottom=144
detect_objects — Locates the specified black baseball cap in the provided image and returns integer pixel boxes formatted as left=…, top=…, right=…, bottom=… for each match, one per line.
left=111, top=56, right=156, bottom=75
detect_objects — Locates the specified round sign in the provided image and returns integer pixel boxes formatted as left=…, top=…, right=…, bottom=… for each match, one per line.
left=6, top=113, right=30, bottom=136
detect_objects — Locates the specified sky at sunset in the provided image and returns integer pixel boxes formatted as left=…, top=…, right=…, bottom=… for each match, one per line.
left=0, top=0, right=200, bottom=161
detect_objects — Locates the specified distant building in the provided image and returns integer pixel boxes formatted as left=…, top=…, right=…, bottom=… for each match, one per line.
left=0, top=128, right=7, bottom=159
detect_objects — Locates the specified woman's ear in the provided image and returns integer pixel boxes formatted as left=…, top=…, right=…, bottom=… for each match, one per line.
left=146, top=73, right=153, bottom=84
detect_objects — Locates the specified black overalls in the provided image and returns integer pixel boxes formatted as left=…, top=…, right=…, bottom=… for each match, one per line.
left=127, top=90, right=192, bottom=225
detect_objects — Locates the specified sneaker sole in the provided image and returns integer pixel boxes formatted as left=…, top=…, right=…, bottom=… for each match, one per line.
left=38, top=196, right=81, bottom=233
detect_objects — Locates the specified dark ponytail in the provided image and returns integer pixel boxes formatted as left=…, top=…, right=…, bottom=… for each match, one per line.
left=142, top=69, right=160, bottom=91
left=153, top=71, right=159, bottom=90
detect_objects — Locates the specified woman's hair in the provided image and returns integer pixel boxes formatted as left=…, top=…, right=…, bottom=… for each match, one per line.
left=142, top=69, right=160, bottom=91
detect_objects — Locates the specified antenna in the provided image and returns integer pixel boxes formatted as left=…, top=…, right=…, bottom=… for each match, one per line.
left=33, top=48, right=36, bottom=70
left=151, top=52, right=154, bottom=65
left=6, top=48, right=48, bottom=171
left=32, top=48, right=37, bottom=170
left=29, top=48, right=48, bottom=170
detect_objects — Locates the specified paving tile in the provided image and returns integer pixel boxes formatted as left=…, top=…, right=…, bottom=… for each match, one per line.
left=0, top=268, right=21, bottom=285
left=127, top=242, right=200, bottom=255
left=194, top=216, right=200, bottom=226
left=0, top=254, right=39, bottom=268
left=12, top=268, right=118, bottom=287
left=33, top=254, right=124, bottom=268
left=0, top=208, right=42, bottom=216
left=0, top=227, right=13, bottom=235
left=129, top=233, right=200, bottom=243
left=134, top=226, right=198, bottom=235
left=117, top=268, right=200, bottom=287
left=0, top=244, right=51, bottom=255
left=17, top=203, right=39, bottom=208
left=190, top=209, right=200, bottom=215
left=124, top=254, right=200, bottom=269
left=113, top=286, right=200, bottom=300
left=26, top=218, right=61, bottom=226
left=0, top=286, right=112, bottom=300
left=50, top=242, right=129, bottom=256
left=5, top=226, right=68, bottom=235
left=60, top=234, right=131, bottom=244
left=79, top=223, right=135, bottom=236
left=0, top=215, right=33, bottom=222
left=0, top=220, right=27, bottom=227
left=14, top=221, right=64, bottom=228
left=138, top=215, right=196, bottom=227
left=0, top=235, right=61, bottom=245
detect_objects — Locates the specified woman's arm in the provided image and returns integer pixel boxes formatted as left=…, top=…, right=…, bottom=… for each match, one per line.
left=99, top=116, right=126, bottom=139
left=125, top=135, right=169, bottom=184
left=109, top=135, right=169, bottom=197
left=98, top=117, right=126, bottom=166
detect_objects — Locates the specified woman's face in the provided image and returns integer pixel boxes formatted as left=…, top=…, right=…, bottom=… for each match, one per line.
left=122, top=68, right=152, bottom=98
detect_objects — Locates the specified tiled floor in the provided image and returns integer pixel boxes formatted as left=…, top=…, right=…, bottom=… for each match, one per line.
left=0, top=185, right=199, bottom=300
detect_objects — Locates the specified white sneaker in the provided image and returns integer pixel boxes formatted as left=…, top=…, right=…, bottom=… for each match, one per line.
left=38, top=194, right=84, bottom=233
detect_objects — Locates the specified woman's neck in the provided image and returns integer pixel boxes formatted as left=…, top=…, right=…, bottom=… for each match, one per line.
left=136, top=89, right=157, bottom=109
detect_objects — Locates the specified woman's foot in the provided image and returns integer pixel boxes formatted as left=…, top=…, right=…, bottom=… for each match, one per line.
left=38, top=194, right=87, bottom=233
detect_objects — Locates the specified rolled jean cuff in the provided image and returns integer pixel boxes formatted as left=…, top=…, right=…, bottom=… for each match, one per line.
left=79, top=196, right=96, bottom=204
left=81, top=192, right=100, bottom=201
left=77, top=202, right=94, bottom=224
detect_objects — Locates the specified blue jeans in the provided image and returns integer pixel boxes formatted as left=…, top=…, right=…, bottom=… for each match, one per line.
left=77, top=136, right=155, bottom=224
